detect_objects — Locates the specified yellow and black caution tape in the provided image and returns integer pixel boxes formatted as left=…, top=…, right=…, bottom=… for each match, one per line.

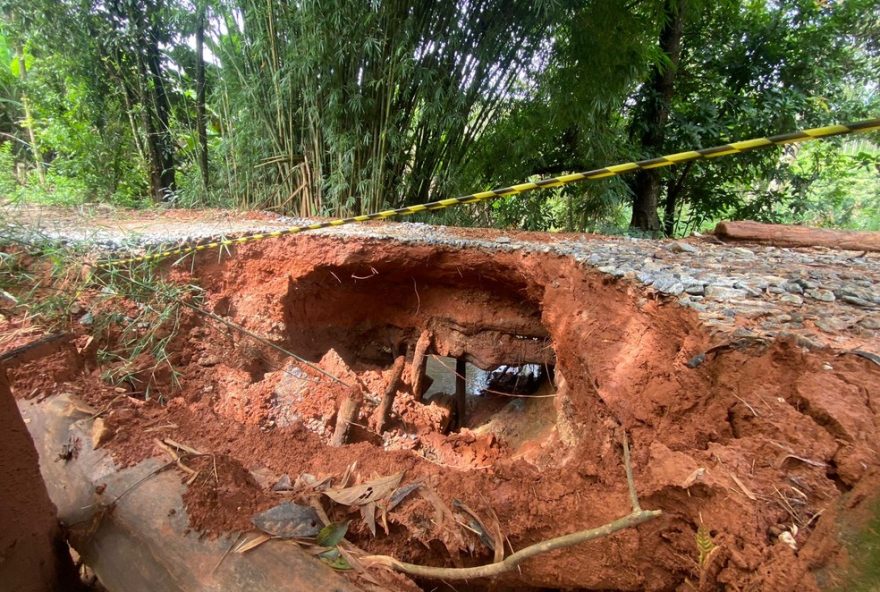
left=102, top=117, right=880, bottom=267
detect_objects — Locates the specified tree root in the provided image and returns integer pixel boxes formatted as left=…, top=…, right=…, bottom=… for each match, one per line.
left=361, top=431, right=661, bottom=581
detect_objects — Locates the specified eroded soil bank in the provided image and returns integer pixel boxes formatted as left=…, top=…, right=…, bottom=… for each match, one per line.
left=5, top=231, right=880, bottom=591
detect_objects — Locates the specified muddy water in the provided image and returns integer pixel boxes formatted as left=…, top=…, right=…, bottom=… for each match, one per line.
left=423, top=356, right=543, bottom=398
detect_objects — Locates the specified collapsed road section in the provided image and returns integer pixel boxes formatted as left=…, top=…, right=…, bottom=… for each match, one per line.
left=2, top=217, right=879, bottom=591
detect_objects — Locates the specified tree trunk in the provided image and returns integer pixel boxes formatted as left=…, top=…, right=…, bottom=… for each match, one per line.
left=714, top=221, right=880, bottom=252
left=132, top=0, right=176, bottom=203
left=15, top=44, right=46, bottom=187
left=629, top=0, right=686, bottom=232
left=136, top=55, right=166, bottom=203
left=145, top=34, right=176, bottom=201
left=195, top=2, right=209, bottom=190
left=663, top=161, right=692, bottom=237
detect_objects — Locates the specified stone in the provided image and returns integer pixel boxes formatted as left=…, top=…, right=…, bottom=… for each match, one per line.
left=682, top=301, right=708, bottom=312
left=704, top=286, right=748, bottom=301
left=731, top=247, right=756, bottom=259
left=858, top=316, right=880, bottom=330
left=197, top=354, right=221, bottom=367
left=806, top=288, right=835, bottom=302
left=667, top=241, right=699, bottom=254
left=92, top=418, right=112, bottom=449
left=652, top=276, right=684, bottom=295
left=815, top=318, right=848, bottom=333
left=636, top=271, right=655, bottom=285
left=784, top=282, right=804, bottom=294
left=779, top=294, right=803, bottom=306
left=734, top=282, right=763, bottom=297
left=841, top=295, right=874, bottom=308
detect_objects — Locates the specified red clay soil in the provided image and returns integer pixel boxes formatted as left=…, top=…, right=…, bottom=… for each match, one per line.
left=4, top=233, right=880, bottom=591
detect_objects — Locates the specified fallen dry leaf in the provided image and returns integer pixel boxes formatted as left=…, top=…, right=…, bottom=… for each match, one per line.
left=324, top=472, right=404, bottom=506
left=252, top=502, right=322, bottom=538
left=234, top=533, right=272, bottom=554
left=419, top=485, right=466, bottom=555
left=387, top=482, right=421, bottom=511
left=453, top=499, right=495, bottom=551
left=729, top=472, right=757, bottom=501
left=360, top=502, right=377, bottom=537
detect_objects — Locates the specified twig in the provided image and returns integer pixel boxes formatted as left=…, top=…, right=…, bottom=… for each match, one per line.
left=88, top=394, right=124, bottom=420
left=622, top=430, right=640, bottom=512
left=361, top=431, right=661, bottom=580
left=212, top=532, right=243, bottom=574
left=412, top=277, right=421, bottom=315
left=108, top=460, right=176, bottom=506
left=732, top=394, right=759, bottom=417
left=362, top=509, right=660, bottom=580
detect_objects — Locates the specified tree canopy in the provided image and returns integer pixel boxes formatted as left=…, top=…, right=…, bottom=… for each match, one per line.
left=1, top=0, right=877, bottom=234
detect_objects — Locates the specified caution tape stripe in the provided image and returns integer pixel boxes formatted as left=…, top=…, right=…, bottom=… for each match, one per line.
left=101, top=117, right=880, bottom=267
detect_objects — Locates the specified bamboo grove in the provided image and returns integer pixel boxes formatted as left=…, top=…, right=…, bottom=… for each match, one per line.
left=1, top=0, right=878, bottom=234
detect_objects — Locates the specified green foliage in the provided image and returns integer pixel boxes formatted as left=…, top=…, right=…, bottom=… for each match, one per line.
left=695, top=524, right=716, bottom=568
left=651, top=0, right=880, bottom=234
left=0, top=0, right=876, bottom=234
left=0, top=232, right=200, bottom=400
left=316, top=521, right=350, bottom=548
left=0, top=142, right=15, bottom=195
left=93, top=265, right=201, bottom=398
left=210, top=0, right=556, bottom=216
left=463, top=0, right=662, bottom=232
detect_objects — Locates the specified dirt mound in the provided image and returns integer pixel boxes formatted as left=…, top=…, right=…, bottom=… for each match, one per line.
left=5, top=232, right=880, bottom=591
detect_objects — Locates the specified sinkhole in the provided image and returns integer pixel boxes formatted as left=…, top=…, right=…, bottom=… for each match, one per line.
left=275, top=249, right=562, bottom=456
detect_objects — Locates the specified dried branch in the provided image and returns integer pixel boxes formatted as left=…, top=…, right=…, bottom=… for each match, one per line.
left=622, top=430, right=641, bottom=512
left=360, top=430, right=661, bottom=581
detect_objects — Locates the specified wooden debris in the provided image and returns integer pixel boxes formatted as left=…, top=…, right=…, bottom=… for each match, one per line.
left=372, top=355, right=406, bottom=433
left=330, top=385, right=364, bottom=447
left=714, top=220, right=880, bottom=252
left=410, top=330, right=432, bottom=401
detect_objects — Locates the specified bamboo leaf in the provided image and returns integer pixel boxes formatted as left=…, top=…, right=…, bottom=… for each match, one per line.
left=316, top=520, right=350, bottom=548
